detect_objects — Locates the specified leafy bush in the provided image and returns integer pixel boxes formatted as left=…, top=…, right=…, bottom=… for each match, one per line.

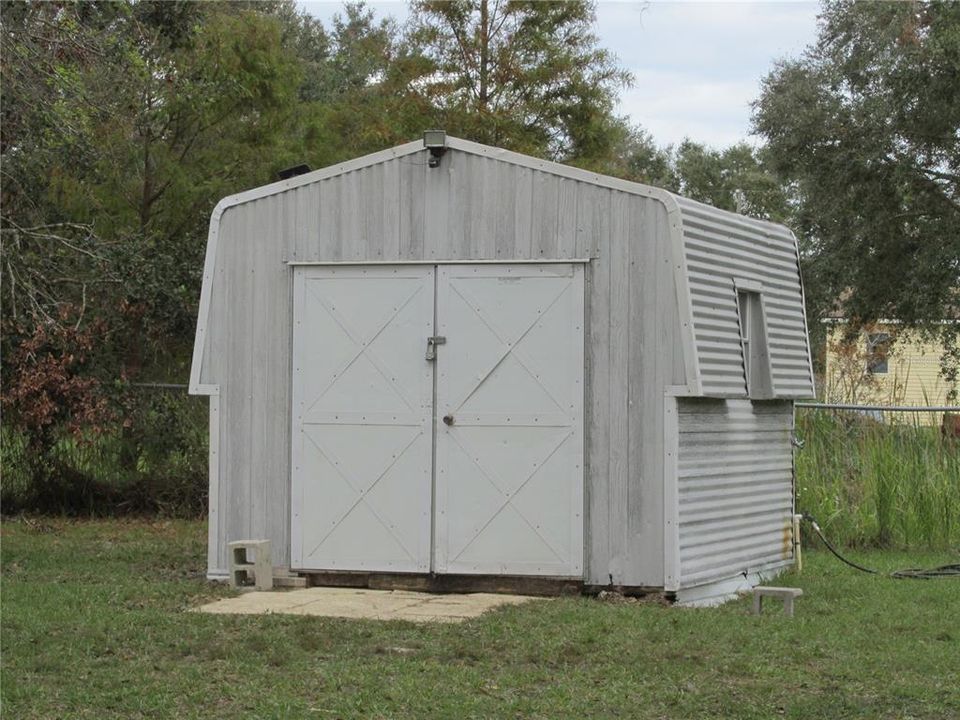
left=1, top=389, right=208, bottom=517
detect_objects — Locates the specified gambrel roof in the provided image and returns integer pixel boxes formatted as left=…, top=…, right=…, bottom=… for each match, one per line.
left=190, top=136, right=814, bottom=399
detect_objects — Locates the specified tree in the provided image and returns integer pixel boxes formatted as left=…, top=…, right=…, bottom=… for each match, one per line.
left=598, top=130, right=790, bottom=225
left=82, top=4, right=302, bottom=351
left=672, top=141, right=790, bottom=221
left=408, top=0, right=631, bottom=162
left=2, top=2, right=303, bottom=370
left=753, top=0, right=960, bottom=338
left=1, top=1, right=318, bottom=509
left=573, top=122, right=674, bottom=186
left=1, top=1, right=127, bottom=326
left=299, top=3, right=436, bottom=162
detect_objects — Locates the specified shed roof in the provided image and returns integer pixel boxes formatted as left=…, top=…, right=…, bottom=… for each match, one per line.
left=190, top=136, right=814, bottom=399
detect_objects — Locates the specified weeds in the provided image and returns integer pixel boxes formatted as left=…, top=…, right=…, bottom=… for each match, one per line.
left=4, top=399, right=958, bottom=549
left=795, top=409, right=959, bottom=548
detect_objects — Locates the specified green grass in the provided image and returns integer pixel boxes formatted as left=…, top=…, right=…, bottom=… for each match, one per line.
left=2, top=519, right=958, bottom=719
left=796, top=409, right=960, bottom=548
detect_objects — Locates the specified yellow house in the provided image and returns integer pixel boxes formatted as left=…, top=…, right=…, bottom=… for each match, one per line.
left=823, top=321, right=957, bottom=424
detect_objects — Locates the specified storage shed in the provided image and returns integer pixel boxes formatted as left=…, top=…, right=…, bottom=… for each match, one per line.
left=189, top=134, right=816, bottom=602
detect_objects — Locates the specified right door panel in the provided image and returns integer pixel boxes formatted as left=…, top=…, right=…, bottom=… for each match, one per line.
left=434, top=264, right=585, bottom=576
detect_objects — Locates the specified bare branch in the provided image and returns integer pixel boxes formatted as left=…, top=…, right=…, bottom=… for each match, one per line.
left=74, top=283, right=87, bottom=330
left=6, top=258, right=18, bottom=320
left=0, top=220, right=108, bottom=262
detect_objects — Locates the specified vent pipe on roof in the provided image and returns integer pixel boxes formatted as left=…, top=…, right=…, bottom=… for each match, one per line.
left=277, top=164, right=311, bottom=181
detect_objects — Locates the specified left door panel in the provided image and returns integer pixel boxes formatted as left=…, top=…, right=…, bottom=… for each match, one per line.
left=291, top=266, right=435, bottom=572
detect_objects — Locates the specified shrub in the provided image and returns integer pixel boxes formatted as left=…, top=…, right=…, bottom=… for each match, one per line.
left=1, top=388, right=208, bottom=517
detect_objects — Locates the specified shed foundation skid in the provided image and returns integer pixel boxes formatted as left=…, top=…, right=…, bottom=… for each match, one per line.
left=301, top=572, right=583, bottom=598
left=191, top=134, right=814, bottom=599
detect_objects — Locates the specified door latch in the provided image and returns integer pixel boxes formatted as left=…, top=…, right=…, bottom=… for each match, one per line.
left=425, top=336, right=446, bottom=361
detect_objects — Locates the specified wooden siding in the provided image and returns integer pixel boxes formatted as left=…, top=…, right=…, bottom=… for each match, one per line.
left=675, top=398, right=795, bottom=588
left=198, top=147, right=685, bottom=586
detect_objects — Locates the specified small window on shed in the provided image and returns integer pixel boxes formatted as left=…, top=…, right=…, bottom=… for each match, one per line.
left=866, top=332, right=891, bottom=374
left=736, top=288, right=773, bottom=398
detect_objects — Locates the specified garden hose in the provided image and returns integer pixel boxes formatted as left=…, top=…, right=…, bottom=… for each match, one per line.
left=800, top=514, right=960, bottom=580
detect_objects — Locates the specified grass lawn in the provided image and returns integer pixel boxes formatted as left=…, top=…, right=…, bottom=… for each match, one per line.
left=2, top=519, right=958, bottom=719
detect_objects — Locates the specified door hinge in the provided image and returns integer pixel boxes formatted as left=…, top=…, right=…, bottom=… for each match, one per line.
left=425, top=336, right=446, bottom=361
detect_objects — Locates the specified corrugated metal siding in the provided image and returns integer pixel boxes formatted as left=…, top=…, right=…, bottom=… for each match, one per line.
left=676, top=398, right=795, bottom=588
left=199, top=146, right=685, bottom=585
left=674, top=196, right=815, bottom=399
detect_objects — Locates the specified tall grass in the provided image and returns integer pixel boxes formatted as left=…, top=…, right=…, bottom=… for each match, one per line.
left=795, top=408, right=959, bottom=548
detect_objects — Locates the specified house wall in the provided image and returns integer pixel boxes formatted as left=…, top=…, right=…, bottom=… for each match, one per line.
left=824, top=324, right=957, bottom=424
left=674, top=398, right=795, bottom=589
left=198, top=145, right=687, bottom=586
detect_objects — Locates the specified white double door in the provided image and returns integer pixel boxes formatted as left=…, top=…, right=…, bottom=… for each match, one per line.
left=291, top=263, right=584, bottom=577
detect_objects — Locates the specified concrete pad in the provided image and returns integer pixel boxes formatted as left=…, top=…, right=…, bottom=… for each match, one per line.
left=194, top=587, right=538, bottom=623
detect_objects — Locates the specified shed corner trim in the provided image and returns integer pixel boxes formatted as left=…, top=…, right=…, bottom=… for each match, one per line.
left=662, top=386, right=685, bottom=592
left=789, top=229, right=818, bottom=398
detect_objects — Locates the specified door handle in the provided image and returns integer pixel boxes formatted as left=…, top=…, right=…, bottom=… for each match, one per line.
left=442, top=414, right=455, bottom=426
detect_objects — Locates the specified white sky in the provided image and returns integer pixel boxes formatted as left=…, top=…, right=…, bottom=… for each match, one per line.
left=299, top=1, right=821, bottom=149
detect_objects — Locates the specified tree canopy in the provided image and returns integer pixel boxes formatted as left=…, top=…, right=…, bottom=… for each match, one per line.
left=5, top=0, right=959, bottom=510
left=753, top=0, right=960, bottom=333
left=408, top=0, right=631, bottom=161
left=9, top=0, right=954, bottom=389
left=0, top=0, right=654, bottom=468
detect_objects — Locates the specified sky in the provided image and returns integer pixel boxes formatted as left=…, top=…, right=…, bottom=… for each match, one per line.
left=299, top=1, right=822, bottom=149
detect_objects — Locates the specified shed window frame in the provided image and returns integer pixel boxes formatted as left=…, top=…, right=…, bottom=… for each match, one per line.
left=738, top=291, right=753, bottom=378
left=733, top=280, right=774, bottom=399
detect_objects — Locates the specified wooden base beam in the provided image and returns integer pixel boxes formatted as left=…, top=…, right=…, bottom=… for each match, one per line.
left=298, top=572, right=674, bottom=599
left=301, top=571, right=584, bottom=597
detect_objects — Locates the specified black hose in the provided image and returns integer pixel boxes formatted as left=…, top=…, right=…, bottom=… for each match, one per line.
left=800, top=513, right=960, bottom=580
left=889, top=565, right=960, bottom=580
left=802, top=513, right=878, bottom=574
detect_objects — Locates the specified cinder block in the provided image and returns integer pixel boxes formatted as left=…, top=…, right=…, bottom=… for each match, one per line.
left=752, top=586, right=803, bottom=617
left=228, top=539, right=273, bottom=591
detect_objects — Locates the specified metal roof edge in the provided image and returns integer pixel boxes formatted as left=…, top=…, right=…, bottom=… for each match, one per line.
left=189, top=140, right=427, bottom=390
left=215, top=139, right=426, bottom=210
left=444, top=136, right=679, bottom=204
left=789, top=228, right=817, bottom=398
left=671, top=193, right=794, bottom=238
